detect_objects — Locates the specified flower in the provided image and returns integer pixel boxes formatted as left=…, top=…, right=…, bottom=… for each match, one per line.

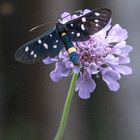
left=43, top=9, right=133, bottom=99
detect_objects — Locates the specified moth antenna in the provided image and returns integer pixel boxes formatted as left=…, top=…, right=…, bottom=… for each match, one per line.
left=29, top=22, right=56, bottom=32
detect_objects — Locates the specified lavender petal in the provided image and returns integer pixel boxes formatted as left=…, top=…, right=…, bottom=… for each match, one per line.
left=106, top=24, right=128, bottom=43
left=105, top=54, right=119, bottom=65
left=102, top=68, right=121, bottom=81
left=83, top=9, right=92, bottom=15
left=87, top=63, right=99, bottom=74
left=43, top=57, right=57, bottom=64
left=110, top=41, right=126, bottom=55
left=112, top=41, right=133, bottom=56
left=118, top=57, right=130, bottom=64
left=72, top=14, right=78, bottom=19
left=75, top=72, right=96, bottom=99
left=120, top=45, right=133, bottom=56
left=113, top=65, right=132, bottom=75
left=102, top=69, right=121, bottom=91
left=107, top=80, right=120, bottom=91
left=61, top=12, right=71, bottom=20
left=50, top=61, right=70, bottom=82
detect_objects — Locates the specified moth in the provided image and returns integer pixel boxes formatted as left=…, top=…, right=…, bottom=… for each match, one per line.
left=15, top=8, right=112, bottom=65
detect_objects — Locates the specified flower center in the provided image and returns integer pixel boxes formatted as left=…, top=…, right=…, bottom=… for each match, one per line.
left=80, top=51, right=93, bottom=66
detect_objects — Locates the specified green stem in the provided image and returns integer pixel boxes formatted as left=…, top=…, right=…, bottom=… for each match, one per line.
left=54, top=73, right=79, bottom=140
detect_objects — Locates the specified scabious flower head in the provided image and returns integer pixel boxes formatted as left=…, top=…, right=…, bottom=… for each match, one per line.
left=43, top=9, right=133, bottom=99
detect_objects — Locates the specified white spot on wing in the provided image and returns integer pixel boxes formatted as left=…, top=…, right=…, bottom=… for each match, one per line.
left=71, top=32, right=74, bottom=34
left=56, top=40, right=58, bottom=43
left=76, top=33, right=80, bottom=37
left=81, top=24, right=85, bottom=31
left=82, top=17, right=86, bottom=22
left=95, top=12, right=100, bottom=16
left=43, top=43, right=48, bottom=49
left=30, top=51, right=34, bottom=55
left=38, top=39, right=42, bottom=44
left=95, top=19, right=99, bottom=23
left=95, top=23, right=99, bottom=27
left=53, top=45, right=57, bottom=48
left=50, top=34, right=52, bottom=37
left=34, top=54, right=37, bottom=58
left=25, top=46, right=29, bottom=52
left=70, top=23, right=73, bottom=27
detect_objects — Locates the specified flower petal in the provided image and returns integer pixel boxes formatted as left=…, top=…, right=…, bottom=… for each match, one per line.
left=110, top=41, right=126, bottom=55
left=106, top=24, right=128, bottom=43
left=61, top=12, right=71, bottom=20
left=43, top=57, right=57, bottom=64
left=105, top=54, right=119, bottom=65
left=73, top=66, right=80, bottom=73
left=92, top=30, right=107, bottom=41
left=87, top=63, right=99, bottom=74
left=75, top=72, right=96, bottom=99
left=111, top=42, right=133, bottom=56
left=72, top=14, right=78, bottom=19
left=59, top=12, right=72, bottom=24
left=50, top=62, right=70, bottom=82
left=118, top=57, right=130, bottom=64
left=113, top=65, right=132, bottom=75
left=102, top=68, right=121, bottom=80
left=107, top=80, right=120, bottom=91
left=83, top=9, right=92, bottom=15
left=61, top=12, right=70, bottom=19
left=102, top=69, right=121, bottom=91
left=120, top=45, right=133, bottom=55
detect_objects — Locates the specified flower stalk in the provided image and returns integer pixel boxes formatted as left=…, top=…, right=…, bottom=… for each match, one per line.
left=54, top=73, right=79, bottom=140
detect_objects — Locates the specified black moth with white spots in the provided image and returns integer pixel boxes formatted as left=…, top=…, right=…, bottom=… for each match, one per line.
left=15, top=8, right=112, bottom=64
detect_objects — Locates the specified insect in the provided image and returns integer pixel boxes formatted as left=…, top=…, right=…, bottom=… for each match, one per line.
left=15, top=8, right=112, bottom=65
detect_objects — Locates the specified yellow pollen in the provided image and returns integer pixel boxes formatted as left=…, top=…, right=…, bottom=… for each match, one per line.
left=67, top=47, right=77, bottom=54
left=61, top=32, right=67, bottom=37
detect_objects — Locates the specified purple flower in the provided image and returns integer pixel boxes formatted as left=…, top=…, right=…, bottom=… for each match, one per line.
left=43, top=10, right=133, bottom=99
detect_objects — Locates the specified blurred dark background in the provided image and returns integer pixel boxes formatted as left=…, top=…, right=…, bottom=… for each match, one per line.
left=0, top=0, right=139, bottom=140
